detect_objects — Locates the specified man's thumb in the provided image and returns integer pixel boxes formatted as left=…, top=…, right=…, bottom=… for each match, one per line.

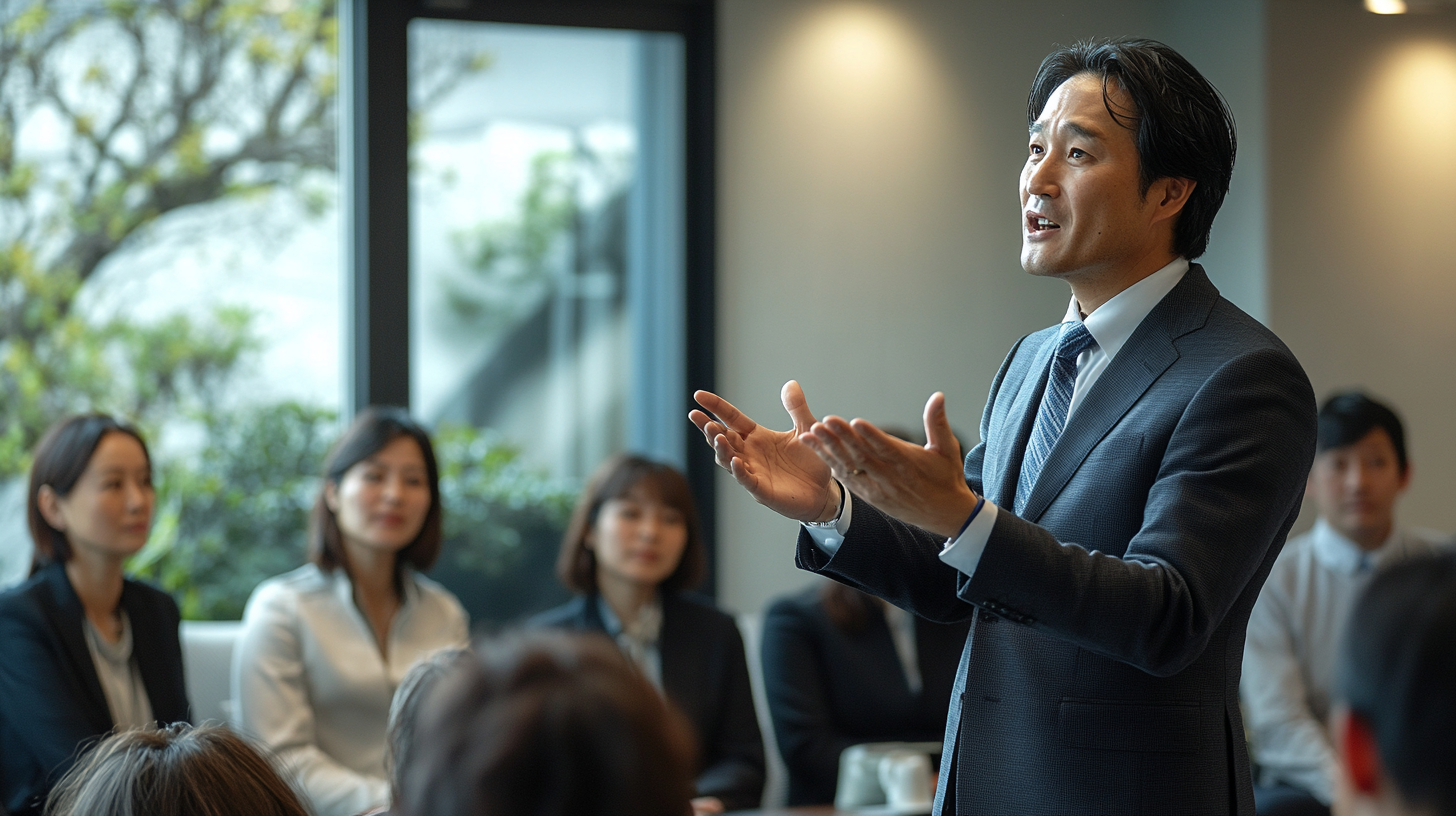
left=782, top=380, right=818, bottom=431
left=923, top=392, right=960, bottom=460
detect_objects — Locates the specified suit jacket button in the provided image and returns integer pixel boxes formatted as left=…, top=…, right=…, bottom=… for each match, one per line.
left=979, top=611, right=998, bottom=624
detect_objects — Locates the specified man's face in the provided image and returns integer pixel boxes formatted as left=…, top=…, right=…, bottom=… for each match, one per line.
left=1019, top=73, right=1163, bottom=282
left=1308, top=428, right=1410, bottom=550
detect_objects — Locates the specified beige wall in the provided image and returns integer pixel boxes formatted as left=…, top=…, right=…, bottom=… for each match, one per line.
left=715, top=0, right=1268, bottom=613
left=1268, top=0, right=1456, bottom=536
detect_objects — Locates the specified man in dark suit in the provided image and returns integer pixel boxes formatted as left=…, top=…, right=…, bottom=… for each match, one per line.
left=691, top=39, right=1316, bottom=815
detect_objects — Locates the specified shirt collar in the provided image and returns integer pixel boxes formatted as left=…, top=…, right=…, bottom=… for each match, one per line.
left=1061, top=257, right=1189, bottom=363
left=1311, top=517, right=1400, bottom=575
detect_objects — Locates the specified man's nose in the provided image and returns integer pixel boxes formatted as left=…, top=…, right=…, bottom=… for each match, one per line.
left=1024, top=158, right=1060, bottom=198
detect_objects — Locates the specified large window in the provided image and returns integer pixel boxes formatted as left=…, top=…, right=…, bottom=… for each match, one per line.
left=0, top=0, right=714, bottom=626
left=408, top=19, right=687, bottom=622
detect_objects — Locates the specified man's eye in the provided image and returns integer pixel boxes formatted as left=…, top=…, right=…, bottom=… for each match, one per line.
left=1029, top=144, right=1044, bottom=155
left=1070, top=148, right=1087, bottom=159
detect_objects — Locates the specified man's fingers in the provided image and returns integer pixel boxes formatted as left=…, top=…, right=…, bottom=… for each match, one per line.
left=849, top=418, right=902, bottom=458
left=781, top=380, right=819, bottom=433
left=694, top=390, right=758, bottom=435
left=806, top=418, right=874, bottom=478
left=923, top=391, right=962, bottom=461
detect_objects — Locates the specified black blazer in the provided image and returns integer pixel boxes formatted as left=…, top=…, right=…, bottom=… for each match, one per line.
left=531, top=592, right=766, bottom=811
left=797, top=267, right=1317, bottom=814
left=0, top=563, right=190, bottom=815
left=762, top=586, right=970, bottom=806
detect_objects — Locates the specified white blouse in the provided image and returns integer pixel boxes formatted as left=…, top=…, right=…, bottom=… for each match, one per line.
left=231, top=564, right=468, bottom=816
left=83, top=609, right=153, bottom=730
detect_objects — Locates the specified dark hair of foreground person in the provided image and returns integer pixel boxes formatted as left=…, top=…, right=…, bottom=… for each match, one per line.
left=396, top=629, right=698, bottom=816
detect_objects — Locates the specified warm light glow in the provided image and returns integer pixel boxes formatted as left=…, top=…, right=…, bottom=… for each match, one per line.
left=1365, top=0, right=1408, bottom=14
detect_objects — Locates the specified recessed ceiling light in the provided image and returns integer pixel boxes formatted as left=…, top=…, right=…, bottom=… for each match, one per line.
left=1366, top=0, right=1409, bottom=13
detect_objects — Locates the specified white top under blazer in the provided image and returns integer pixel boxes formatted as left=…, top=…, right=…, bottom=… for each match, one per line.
left=231, top=564, right=468, bottom=816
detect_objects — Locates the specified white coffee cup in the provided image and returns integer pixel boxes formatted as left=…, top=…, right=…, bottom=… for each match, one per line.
left=877, top=750, right=933, bottom=813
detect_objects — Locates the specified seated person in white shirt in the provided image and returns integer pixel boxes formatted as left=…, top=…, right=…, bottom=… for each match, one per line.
left=1330, top=550, right=1456, bottom=816
left=1243, top=392, right=1448, bottom=816
left=232, top=407, right=469, bottom=816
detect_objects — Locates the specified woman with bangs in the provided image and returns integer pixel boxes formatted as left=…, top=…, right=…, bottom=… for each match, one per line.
left=532, top=454, right=765, bottom=815
left=231, top=407, right=468, bottom=816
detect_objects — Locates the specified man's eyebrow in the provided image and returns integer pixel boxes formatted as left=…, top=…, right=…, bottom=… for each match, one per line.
left=1027, top=120, right=1104, bottom=142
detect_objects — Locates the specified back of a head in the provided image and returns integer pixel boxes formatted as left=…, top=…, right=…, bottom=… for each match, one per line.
left=1336, top=551, right=1456, bottom=816
left=46, top=724, right=310, bottom=816
left=398, top=630, right=696, bottom=816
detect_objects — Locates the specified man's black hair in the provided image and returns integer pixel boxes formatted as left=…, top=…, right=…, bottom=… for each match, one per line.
left=1028, top=38, right=1236, bottom=260
left=1317, top=391, right=1408, bottom=472
left=1336, top=551, right=1456, bottom=816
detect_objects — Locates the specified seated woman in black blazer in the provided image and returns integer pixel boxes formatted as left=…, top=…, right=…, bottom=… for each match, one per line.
left=0, top=415, right=190, bottom=815
left=531, top=454, right=764, bottom=815
left=762, top=581, right=972, bottom=805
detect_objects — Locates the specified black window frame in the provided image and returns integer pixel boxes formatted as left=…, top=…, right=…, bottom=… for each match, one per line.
left=343, top=0, right=719, bottom=592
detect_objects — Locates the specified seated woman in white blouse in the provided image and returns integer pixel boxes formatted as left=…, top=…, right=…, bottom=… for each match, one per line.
left=232, top=407, right=468, bottom=816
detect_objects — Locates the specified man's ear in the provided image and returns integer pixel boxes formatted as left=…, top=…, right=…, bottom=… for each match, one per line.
left=1150, top=176, right=1196, bottom=225
left=1397, top=461, right=1413, bottom=493
left=1336, top=707, right=1383, bottom=796
left=36, top=485, right=68, bottom=532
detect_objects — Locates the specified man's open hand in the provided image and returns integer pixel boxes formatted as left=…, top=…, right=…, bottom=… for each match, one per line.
left=800, top=391, right=980, bottom=538
left=689, top=381, right=838, bottom=523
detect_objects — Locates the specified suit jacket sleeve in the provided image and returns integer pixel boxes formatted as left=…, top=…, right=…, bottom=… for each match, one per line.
left=962, top=347, right=1314, bottom=676
left=693, top=617, right=766, bottom=811
left=803, top=344, right=1313, bottom=677
left=760, top=600, right=856, bottom=802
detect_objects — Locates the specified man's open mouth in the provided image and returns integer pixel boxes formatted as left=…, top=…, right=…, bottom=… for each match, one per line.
left=1026, top=213, right=1061, bottom=232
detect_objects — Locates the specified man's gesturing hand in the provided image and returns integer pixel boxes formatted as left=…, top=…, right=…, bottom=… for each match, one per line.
left=800, top=391, right=980, bottom=538
left=689, top=381, right=838, bottom=523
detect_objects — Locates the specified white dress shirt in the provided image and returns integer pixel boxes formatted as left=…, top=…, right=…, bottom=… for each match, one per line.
left=1242, top=519, right=1449, bottom=803
left=83, top=610, right=153, bottom=730
left=807, top=257, right=1190, bottom=580
left=232, top=564, right=469, bottom=816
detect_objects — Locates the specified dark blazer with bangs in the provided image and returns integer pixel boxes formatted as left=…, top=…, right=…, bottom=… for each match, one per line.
left=531, top=592, right=766, bottom=811
left=796, top=266, right=1317, bottom=815
left=0, top=562, right=190, bottom=815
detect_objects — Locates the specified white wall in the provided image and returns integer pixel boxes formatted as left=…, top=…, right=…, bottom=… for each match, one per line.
left=714, top=0, right=1269, bottom=613
left=1267, top=0, right=1456, bottom=536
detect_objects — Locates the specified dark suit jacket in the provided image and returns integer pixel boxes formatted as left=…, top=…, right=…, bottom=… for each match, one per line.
left=531, top=592, right=766, bottom=810
left=0, top=563, right=191, bottom=816
left=797, top=266, right=1317, bottom=815
left=762, top=586, right=970, bottom=805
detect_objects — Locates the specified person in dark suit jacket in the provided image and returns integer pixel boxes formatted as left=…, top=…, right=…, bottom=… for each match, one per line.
left=762, top=582, right=970, bottom=805
left=691, top=39, right=1316, bottom=815
left=531, top=454, right=764, bottom=815
left=0, top=415, right=190, bottom=816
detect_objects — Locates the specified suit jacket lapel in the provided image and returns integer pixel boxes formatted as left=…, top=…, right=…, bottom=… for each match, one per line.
left=1018, top=266, right=1220, bottom=522
left=40, top=564, right=114, bottom=733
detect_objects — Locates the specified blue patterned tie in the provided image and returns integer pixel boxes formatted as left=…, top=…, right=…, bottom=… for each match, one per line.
left=1015, top=321, right=1098, bottom=516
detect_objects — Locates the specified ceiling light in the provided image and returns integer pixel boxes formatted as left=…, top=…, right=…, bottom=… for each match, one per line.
left=1365, top=0, right=1408, bottom=13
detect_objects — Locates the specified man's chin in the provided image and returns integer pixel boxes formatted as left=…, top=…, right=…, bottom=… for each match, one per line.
left=1020, top=252, right=1071, bottom=279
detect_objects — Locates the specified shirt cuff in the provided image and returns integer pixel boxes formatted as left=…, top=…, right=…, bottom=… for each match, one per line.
left=803, top=489, right=854, bottom=555
left=938, top=499, right=999, bottom=577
